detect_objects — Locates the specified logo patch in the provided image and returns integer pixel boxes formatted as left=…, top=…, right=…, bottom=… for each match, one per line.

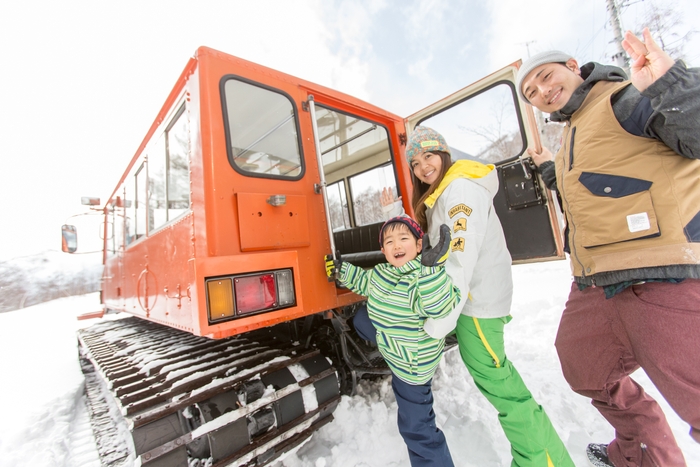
left=420, top=140, right=440, bottom=148
left=448, top=204, right=473, bottom=218
left=451, top=237, right=465, bottom=252
left=453, top=218, right=467, bottom=232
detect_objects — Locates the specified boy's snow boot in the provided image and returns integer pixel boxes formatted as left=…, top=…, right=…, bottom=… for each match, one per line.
left=586, top=443, right=614, bottom=467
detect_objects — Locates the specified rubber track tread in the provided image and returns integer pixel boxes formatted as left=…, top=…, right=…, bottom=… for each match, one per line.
left=82, top=359, right=132, bottom=467
left=78, top=316, right=340, bottom=467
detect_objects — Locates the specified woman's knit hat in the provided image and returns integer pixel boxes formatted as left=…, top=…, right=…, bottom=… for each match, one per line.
left=379, top=216, right=424, bottom=246
left=516, top=50, right=573, bottom=104
left=405, top=126, right=451, bottom=163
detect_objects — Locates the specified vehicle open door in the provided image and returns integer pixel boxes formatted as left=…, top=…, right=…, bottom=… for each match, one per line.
left=404, top=63, right=565, bottom=263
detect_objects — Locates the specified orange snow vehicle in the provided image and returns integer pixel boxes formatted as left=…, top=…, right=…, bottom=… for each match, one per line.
left=62, top=46, right=564, bottom=466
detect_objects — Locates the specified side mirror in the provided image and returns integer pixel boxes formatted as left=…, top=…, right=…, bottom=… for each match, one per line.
left=61, top=224, right=78, bottom=253
left=81, top=197, right=101, bottom=206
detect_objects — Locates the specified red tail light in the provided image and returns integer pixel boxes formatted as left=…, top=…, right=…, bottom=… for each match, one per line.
left=234, top=273, right=276, bottom=315
left=206, top=269, right=296, bottom=323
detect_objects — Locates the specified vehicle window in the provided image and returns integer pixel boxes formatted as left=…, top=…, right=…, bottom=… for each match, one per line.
left=167, top=105, right=190, bottom=220
left=134, top=163, right=147, bottom=240
left=327, top=180, right=350, bottom=231
left=105, top=207, right=115, bottom=257
left=148, top=133, right=167, bottom=231
left=112, top=188, right=126, bottom=252
left=146, top=103, right=190, bottom=233
left=125, top=172, right=136, bottom=246
left=124, top=161, right=147, bottom=246
left=420, top=82, right=524, bottom=164
left=350, top=164, right=396, bottom=226
left=223, top=79, right=302, bottom=178
left=316, top=106, right=394, bottom=229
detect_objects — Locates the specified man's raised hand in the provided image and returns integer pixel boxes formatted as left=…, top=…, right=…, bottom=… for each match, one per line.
left=622, top=27, right=675, bottom=93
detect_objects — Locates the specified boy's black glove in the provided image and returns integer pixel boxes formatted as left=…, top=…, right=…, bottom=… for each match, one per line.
left=324, top=252, right=343, bottom=282
left=421, top=224, right=451, bottom=267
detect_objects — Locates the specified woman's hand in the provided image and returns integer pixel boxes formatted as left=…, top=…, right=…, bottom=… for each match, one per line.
left=622, top=27, right=675, bottom=93
left=421, top=224, right=451, bottom=267
left=380, top=187, right=401, bottom=207
left=526, top=146, right=553, bottom=167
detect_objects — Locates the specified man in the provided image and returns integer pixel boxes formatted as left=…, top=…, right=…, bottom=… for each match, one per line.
left=515, top=28, right=700, bottom=467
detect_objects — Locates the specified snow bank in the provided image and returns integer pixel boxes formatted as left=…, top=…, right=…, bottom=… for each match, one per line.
left=1, top=263, right=698, bottom=467
left=0, top=293, right=102, bottom=467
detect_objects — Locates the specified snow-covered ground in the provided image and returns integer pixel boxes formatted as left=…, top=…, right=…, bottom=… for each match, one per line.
left=0, top=260, right=697, bottom=467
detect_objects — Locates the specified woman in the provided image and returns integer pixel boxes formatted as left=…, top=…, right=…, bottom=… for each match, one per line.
left=381, top=125, right=573, bottom=467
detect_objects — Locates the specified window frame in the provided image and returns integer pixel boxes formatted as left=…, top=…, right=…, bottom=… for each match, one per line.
left=146, top=100, right=191, bottom=236
left=219, top=75, right=305, bottom=181
left=314, top=103, right=399, bottom=230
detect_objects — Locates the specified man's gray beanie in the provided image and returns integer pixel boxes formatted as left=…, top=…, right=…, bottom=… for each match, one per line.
left=516, top=50, right=573, bottom=104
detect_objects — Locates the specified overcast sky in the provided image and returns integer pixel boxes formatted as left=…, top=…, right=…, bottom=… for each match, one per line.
left=1, top=0, right=698, bottom=261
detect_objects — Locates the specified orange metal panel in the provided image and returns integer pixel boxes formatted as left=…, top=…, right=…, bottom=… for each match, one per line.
left=237, top=193, right=310, bottom=251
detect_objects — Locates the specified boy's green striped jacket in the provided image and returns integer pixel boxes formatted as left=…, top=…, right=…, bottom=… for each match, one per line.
left=339, top=257, right=461, bottom=384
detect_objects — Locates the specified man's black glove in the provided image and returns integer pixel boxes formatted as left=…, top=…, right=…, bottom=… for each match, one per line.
left=324, top=252, right=343, bottom=281
left=421, top=224, right=451, bottom=267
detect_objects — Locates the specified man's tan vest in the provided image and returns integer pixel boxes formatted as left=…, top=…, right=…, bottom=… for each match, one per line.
left=554, top=80, right=700, bottom=279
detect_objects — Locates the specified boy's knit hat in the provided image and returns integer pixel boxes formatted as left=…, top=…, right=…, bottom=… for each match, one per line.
left=406, top=126, right=450, bottom=163
left=516, top=50, right=574, bottom=104
left=379, top=216, right=424, bottom=246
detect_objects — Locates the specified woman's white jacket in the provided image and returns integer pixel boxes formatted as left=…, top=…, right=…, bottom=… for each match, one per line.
left=385, top=160, right=513, bottom=338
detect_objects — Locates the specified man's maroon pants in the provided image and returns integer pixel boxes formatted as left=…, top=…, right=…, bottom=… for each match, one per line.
left=555, top=279, right=700, bottom=467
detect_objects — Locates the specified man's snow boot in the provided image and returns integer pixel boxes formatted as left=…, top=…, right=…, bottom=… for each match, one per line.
left=587, top=443, right=614, bottom=467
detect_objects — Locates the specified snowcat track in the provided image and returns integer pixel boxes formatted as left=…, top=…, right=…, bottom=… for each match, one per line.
left=82, top=358, right=133, bottom=466
left=78, top=317, right=341, bottom=467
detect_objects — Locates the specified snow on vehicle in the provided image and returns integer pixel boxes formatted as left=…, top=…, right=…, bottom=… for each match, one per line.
left=62, top=46, right=564, bottom=467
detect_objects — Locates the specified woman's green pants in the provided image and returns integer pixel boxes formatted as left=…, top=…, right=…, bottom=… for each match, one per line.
left=455, top=314, right=574, bottom=467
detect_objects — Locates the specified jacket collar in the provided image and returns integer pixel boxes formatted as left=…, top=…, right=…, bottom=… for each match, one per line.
left=425, top=160, right=494, bottom=209
left=549, top=62, right=627, bottom=122
left=393, top=257, right=421, bottom=274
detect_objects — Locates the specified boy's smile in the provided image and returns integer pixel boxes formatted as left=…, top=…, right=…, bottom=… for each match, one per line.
left=381, top=224, right=422, bottom=268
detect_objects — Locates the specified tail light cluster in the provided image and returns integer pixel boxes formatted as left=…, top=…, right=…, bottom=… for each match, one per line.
left=206, top=269, right=295, bottom=323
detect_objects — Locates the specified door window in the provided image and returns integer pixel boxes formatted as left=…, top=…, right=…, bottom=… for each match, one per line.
left=349, top=164, right=396, bottom=226
left=222, top=79, right=303, bottom=179
left=419, top=82, right=525, bottom=164
left=316, top=105, right=395, bottom=230
left=327, top=180, right=351, bottom=231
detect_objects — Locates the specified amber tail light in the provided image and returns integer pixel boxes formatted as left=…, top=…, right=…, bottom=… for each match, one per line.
left=207, top=278, right=235, bottom=320
left=206, top=269, right=295, bottom=323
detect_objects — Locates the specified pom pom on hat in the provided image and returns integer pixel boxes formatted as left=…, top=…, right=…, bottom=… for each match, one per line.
left=516, top=50, right=573, bottom=104
left=379, top=216, right=424, bottom=246
left=405, top=126, right=450, bottom=163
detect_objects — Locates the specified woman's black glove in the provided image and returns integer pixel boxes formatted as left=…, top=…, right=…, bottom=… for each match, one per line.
left=420, top=224, right=451, bottom=267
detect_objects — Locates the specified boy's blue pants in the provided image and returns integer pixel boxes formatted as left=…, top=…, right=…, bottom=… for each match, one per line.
left=352, top=304, right=377, bottom=343
left=353, top=306, right=454, bottom=467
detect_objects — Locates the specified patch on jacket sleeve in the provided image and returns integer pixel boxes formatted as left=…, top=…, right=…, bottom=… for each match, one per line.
left=448, top=204, right=472, bottom=218
left=451, top=237, right=465, bottom=252
left=453, top=218, right=467, bottom=232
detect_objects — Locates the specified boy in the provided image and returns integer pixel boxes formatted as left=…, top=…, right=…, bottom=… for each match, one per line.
left=325, top=216, right=460, bottom=467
